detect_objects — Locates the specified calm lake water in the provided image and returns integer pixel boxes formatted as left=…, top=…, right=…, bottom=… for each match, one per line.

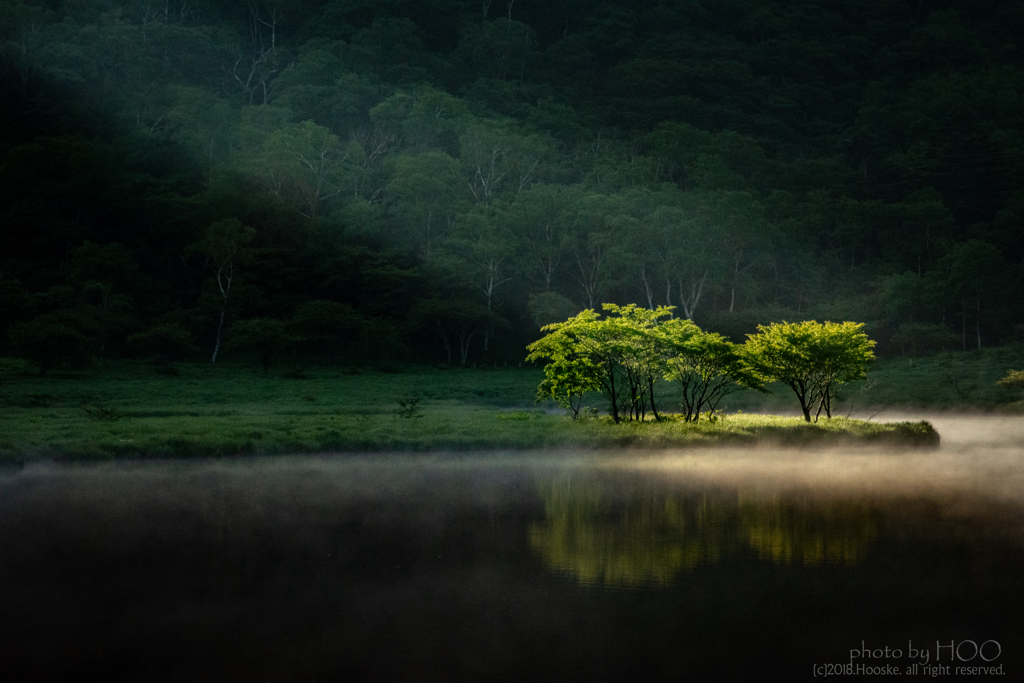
left=2, top=415, right=1023, bottom=680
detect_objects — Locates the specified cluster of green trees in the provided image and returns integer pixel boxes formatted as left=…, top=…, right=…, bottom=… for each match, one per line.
left=528, top=307, right=875, bottom=423
left=998, top=369, right=1024, bottom=393
left=1, top=1, right=1022, bottom=371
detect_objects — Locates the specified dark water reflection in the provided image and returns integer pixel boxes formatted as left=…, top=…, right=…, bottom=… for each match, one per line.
left=530, top=477, right=878, bottom=587
left=1, top=441, right=1023, bottom=680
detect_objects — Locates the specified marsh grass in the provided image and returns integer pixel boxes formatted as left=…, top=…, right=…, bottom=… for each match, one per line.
left=842, top=346, right=1024, bottom=409
left=0, top=360, right=943, bottom=461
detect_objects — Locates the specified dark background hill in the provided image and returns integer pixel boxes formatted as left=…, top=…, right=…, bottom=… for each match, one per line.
left=3, top=0, right=1023, bottom=368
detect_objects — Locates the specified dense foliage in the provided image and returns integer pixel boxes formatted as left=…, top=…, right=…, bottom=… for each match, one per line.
left=2, top=0, right=1023, bottom=370
left=997, top=369, right=1024, bottom=392
left=528, top=308, right=872, bottom=422
left=745, top=320, right=876, bottom=421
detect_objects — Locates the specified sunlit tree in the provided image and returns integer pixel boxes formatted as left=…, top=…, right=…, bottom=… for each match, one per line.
left=662, top=322, right=763, bottom=422
left=745, top=321, right=875, bottom=422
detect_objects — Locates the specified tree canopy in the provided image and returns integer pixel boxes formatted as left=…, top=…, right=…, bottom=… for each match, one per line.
left=528, top=305, right=771, bottom=422
left=745, top=321, right=876, bottom=422
left=1, top=0, right=1022, bottom=370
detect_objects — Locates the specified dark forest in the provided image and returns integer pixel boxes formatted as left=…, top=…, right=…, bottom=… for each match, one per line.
left=3, top=0, right=1022, bottom=369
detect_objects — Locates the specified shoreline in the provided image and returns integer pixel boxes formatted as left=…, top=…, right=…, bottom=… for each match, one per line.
left=0, top=413, right=940, bottom=462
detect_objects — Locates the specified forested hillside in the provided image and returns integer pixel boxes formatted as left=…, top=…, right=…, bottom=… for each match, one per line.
left=2, top=0, right=1022, bottom=368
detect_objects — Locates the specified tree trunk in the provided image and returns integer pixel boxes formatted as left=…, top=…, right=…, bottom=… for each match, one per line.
left=730, top=256, right=740, bottom=313
left=679, top=271, right=706, bottom=319
left=211, top=306, right=225, bottom=363
left=458, top=328, right=477, bottom=365
left=647, top=377, right=660, bottom=421
left=604, top=368, right=620, bottom=424
left=789, top=381, right=811, bottom=422
left=432, top=322, right=452, bottom=363
left=575, top=249, right=601, bottom=310
left=640, top=265, right=655, bottom=309
left=976, top=295, right=982, bottom=350
left=962, top=306, right=967, bottom=351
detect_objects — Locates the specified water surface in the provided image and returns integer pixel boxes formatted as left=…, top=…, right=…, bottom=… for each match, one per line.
left=1, top=415, right=1022, bottom=680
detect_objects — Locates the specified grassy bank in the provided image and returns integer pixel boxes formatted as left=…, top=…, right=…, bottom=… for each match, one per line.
left=0, top=361, right=942, bottom=461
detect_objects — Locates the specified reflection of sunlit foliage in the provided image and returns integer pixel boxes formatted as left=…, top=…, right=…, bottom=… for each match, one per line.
left=740, top=495, right=876, bottom=566
left=529, top=476, right=727, bottom=587
left=530, top=477, right=878, bottom=587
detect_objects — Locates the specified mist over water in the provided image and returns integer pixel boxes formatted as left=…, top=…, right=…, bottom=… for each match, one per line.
left=1, top=416, right=1022, bottom=680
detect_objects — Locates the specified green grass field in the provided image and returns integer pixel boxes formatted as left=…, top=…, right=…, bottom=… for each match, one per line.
left=0, top=350, right=983, bottom=461
left=704, top=345, right=1024, bottom=414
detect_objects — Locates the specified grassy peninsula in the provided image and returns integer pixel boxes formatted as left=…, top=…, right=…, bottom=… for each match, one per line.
left=0, top=361, right=942, bottom=462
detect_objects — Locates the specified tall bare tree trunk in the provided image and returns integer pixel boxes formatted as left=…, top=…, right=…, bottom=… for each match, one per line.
left=211, top=263, right=233, bottom=362
left=976, top=295, right=982, bottom=350
left=640, top=264, right=655, bottom=309
left=962, top=306, right=967, bottom=351
left=212, top=306, right=225, bottom=363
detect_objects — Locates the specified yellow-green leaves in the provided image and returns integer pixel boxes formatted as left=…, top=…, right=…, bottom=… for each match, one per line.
left=526, top=309, right=613, bottom=420
left=662, top=323, right=763, bottom=421
left=529, top=312, right=877, bottom=424
left=997, top=369, right=1024, bottom=391
left=745, top=321, right=875, bottom=422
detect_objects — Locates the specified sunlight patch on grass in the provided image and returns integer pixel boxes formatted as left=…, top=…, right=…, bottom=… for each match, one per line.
left=0, top=362, right=940, bottom=461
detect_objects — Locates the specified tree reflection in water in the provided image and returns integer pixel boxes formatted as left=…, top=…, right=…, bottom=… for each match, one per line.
left=529, top=475, right=876, bottom=587
left=741, top=493, right=876, bottom=566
